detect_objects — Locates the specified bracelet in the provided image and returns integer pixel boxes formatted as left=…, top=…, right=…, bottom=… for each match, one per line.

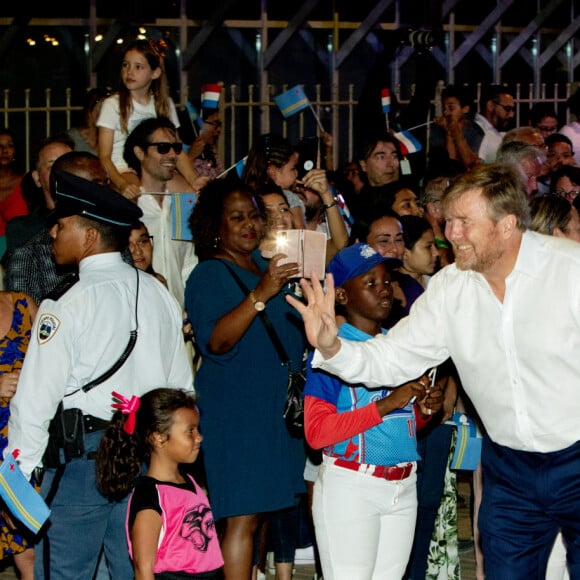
left=323, top=198, right=338, bottom=209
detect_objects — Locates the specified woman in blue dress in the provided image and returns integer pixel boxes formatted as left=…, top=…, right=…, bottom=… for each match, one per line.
left=185, top=180, right=306, bottom=580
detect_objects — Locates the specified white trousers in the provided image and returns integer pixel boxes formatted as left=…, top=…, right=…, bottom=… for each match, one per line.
left=546, top=532, right=570, bottom=580
left=312, top=456, right=418, bottom=580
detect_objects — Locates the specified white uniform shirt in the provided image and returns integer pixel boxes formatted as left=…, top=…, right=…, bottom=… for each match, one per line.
left=8, top=252, right=193, bottom=479
left=313, top=231, right=580, bottom=454
left=138, top=193, right=198, bottom=309
left=474, top=112, right=503, bottom=164
left=97, top=94, right=180, bottom=172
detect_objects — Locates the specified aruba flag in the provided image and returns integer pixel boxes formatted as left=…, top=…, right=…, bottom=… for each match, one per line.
left=171, top=193, right=197, bottom=241
left=381, top=88, right=391, bottom=114
left=0, top=450, right=50, bottom=534
left=235, top=157, right=246, bottom=179
left=274, top=85, right=310, bottom=118
left=185, top=101, right=202, bottom=130
left=201, top=84, right=222, bottom=110
left=449, top=413, right=482, bottom=471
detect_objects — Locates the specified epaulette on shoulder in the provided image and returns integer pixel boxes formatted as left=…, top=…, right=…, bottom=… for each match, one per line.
left=44, top=274, right=79, bottom=301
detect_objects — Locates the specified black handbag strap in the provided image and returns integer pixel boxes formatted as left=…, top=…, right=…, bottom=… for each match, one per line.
left=65, top=266, right=140, bottom=397
left=217, top=259, right=291, bottom=366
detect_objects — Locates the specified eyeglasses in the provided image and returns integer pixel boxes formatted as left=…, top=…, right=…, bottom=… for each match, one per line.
left=537, top=125, right=557, bottom=134
left=554, top=189, right=580, bottom=200
left=129, top=236, right=153, bottom=251
left=144, top=142, right=183, bottom=155
left=493, top=101, right=515, bottom=114
left=204, top=120, right=222, bottom=128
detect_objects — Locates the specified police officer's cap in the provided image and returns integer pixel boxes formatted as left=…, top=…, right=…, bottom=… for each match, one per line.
left=53, top=171, right=143, bottom=227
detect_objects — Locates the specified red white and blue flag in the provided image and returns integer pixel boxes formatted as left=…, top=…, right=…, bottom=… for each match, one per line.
left=393, top=130, right=422, bottom=155
left=274, top=85, right=310, bottom=118
left=201, top=84, right=221, bottom=110
left=381, top=88, right=391, bottom=114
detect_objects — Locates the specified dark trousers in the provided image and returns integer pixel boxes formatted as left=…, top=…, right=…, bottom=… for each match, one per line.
left=33, top=431, right=133, bottom=580
left=478, top=437, right=580, bottom=580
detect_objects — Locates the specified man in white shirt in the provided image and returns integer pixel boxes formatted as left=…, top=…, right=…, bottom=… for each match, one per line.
left=288, top=163, right=580, bottom=578
left=475, top=85, right=515, bottom=164
left=8, top=171, right=193, bottom=579
left=124, top=116, right=204, bottom=309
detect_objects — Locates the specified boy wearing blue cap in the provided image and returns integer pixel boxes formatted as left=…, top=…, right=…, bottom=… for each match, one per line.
left=304, top=242, right=441, bottom=579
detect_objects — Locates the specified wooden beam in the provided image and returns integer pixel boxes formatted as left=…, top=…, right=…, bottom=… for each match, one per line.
left=335, top=0, right=395, bottom=69
left=263, top=0, right=321, bottom=68
left=442, top=0, right=462, bottom=19
left=181, top=0, right=239, bottom=70
left=538, top=13, right=580, bottom=68
left=451, top=0, right=514, bottom=67
left=499, top=0, right=565, bottom=67
left=91, top=19, right=129, bottom=70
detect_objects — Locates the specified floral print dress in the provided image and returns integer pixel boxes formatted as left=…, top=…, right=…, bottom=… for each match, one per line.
left=0, top=294, right=34, bottom=558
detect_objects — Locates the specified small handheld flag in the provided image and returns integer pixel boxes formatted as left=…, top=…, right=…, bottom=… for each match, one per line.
left=274, top=85, right=310, bottom=118
left=393, top=130, right=422, bottom=155
left=274, top=85, right=326, bottom=133
left=0, top=450, right=51, bottom=533
left=448, top=413, right=482, bottom=471
left=201, top=84, right=222, bottom=110
left=171, top=193, right=197, bottom=241
left=185, top=101, right=202, bottom=138
left=381, top=88, right=391, bottom=114
left=215, top=156, right=247, bottom=181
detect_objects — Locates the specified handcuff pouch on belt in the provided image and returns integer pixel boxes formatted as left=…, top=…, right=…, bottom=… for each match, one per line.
left=42, top=405, right=85, bottom=467
left=41, top=269, right=140, bottom=469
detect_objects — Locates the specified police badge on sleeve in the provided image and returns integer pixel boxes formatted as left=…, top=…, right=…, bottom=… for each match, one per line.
left=38, top=314, right=60, bottom=344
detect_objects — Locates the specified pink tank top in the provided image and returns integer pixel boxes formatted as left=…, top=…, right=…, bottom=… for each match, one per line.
left=127, top=475, right=224, bottom=574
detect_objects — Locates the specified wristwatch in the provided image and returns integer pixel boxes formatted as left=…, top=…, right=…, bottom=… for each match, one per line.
left=250, top=290, right=266, bottom=312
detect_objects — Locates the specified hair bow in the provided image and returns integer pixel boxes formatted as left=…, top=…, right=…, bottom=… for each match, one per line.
left=111, top=391, right=141, bottom=435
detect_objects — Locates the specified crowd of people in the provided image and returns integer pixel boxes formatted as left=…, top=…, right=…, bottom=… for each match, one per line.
left=0, top=38, right=579, bottom=580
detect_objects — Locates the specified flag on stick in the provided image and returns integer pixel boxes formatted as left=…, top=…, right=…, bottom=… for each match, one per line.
left=381, top=88, right=391, bottom=131
left=381, top=88, right=391, bottom=113
left=185, top=101, right=202, bottom=137
left=171, top=193, right=197, bottom=241
left=274, top=85, right=310, bottom=118
left=274, top=85, right=326, bottom=133
left=201, top=84, right=222, bottom=110
left=215, top=156, right=248, bottom=181
left=393, top=130, right=422, bottom=155
left=0, top=450, right=50, bottom=534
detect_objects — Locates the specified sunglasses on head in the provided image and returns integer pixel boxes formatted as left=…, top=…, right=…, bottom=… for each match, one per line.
left=145, top=142, right=184, bottom=154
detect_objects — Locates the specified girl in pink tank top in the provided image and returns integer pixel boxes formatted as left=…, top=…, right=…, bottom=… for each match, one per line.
left=96, top=388, right=224, bottom=579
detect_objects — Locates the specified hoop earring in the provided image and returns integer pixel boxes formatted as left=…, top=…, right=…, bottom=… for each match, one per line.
left=214, top=235, right=221, bottom=249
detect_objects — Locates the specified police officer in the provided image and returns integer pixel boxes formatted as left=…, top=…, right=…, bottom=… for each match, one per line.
left=7, top=171, right=193, bottom=579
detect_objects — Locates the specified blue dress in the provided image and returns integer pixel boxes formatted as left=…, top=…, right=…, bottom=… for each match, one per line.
left=185, top=253, right=306, bottom=520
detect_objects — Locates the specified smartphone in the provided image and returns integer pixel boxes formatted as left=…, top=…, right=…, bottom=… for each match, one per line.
left=296, top=136, right=319, bottom=180
left=261, top=229, right=327, bottom=279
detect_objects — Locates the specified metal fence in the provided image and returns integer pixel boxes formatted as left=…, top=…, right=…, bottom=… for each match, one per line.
left=1, top=82, right=577, bottom=172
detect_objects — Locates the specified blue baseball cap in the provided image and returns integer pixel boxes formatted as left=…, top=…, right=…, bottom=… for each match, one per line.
left=53, top=171, right=143, bottom=227
left=328, top=242, right=402, bottom=287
